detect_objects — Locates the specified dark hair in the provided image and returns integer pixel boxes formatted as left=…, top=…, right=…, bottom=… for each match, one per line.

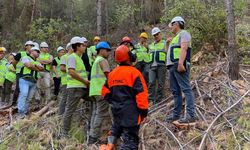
left=71, top=43, right=82, bottom=52
left=178, top=21, right=185, bottom=29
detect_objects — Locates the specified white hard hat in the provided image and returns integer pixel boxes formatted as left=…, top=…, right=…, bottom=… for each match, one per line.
left=25, top=40, right=34, bottom=46
left=70, top=36, right=85, bottom=45
left=33, top=42, right=39, bottom=49
left=82, top=37, right=88, bottom=43
left=31, top=46, right=40, bottom=52
left=57, top=46, right=64, bottom=52
left=169, top=16, right=185, bottom=27
left=40, top=42, right=49, bottom=48
left=66, top=43, right=72, bottom=50
left=151, top=27, right=161, bottom=36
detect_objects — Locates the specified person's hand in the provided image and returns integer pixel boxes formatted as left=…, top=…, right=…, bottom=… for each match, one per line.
left=177, top=63, right=186, bottom=73
left=166, top=37, right=172, bottom=43
left=84, top=80, right=90, bottom=87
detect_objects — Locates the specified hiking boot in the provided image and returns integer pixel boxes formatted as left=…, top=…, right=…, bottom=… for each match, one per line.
left=165, top=115, right=179, bottom=123
left=178, top=116, right=198, bottom=124
left=88, top=136, right=98, bottom=145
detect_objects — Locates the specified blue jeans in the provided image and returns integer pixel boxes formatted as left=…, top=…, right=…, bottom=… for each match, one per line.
left=17, top=78, right=37, bottom=114
left=169, top=64, right=195, bottom=118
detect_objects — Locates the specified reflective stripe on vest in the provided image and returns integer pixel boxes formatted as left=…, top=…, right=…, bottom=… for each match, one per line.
left=67, top=53, right=88, bottom=88
left=53, top=57, right=61, bottom=78
left=16, top=51, right=27, bottom=74
left=5, top=64, right=16, bottom=83
left=20, top=56, right=39, bottom=80
left=38, top=52, right=51, bottom=72
left=60, top=54, right=69, bottom=86
left=149, top=40, right=166, bottom=64
left=169, top=30, right=192, bottom=63
left=0, top=59, right=7, bottom=85
left=134, top=44, right=150, bottom=63
left=89, top=56, right=106, bottom=96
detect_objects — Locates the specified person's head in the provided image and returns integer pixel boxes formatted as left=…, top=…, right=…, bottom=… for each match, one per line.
left=57, top=46, right=66, bottom=57
left=24, top=40, right=34, bottom=52
left=96, top=41, right=111, bottom=59
left=169, top=16, right=185, bottom=34
left=40, top=42, right=49, bottom=53
left=151, top=27, right=162, bottom=42
left=70, top=36, right=87, bottom=54
left=0, top=47, right=6, bottom=59
left=115, top=45, right=136, bottom=66
left=30, top=47, right=40, bottom=59
left=8, top=53, right=16, bottom=62
left=93, top=36, right=101, bottom=45
left=66, top=42, right=73, bottom=54
left=139, top=32, right=148, bottom=43
left=120, top=36, right=134, bottom=50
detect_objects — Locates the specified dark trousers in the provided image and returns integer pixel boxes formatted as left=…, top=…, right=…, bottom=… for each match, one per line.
left=110, top=123, right=140, bottom=150
left=53, top=77, right=61, bottom=96
left=2, top=79, right=13, bottom=103
left=169, top=64, right=196, bottom=118
left=134, top=61, right=149, bottom=84
left=12, top=74, right=20, bottom=105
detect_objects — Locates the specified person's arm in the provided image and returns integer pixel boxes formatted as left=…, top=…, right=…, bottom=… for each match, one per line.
left=35, top=63, right=44, bottom=71
left=99, top=60, right=110, bottom=78
left=60, top=64, right=66, bottom=73
left=177, top=32, right=191, bottom=73
left=68, top=68, right=89, bottom=86
left=60, top=56, right=67, bottom=72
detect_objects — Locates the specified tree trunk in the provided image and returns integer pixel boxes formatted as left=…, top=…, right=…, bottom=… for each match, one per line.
left=70, top=0, right=74, bottom=22
left=225, top=0, right=239, bottom=80
left=96, top=0, right=102, bottom=35
left=31, top=0, right=36, bottom=23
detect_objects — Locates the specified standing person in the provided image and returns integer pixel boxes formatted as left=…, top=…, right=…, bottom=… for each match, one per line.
left=120, top=36, right=134, bottom=50
left=133, top=32, right=150, bottom=84
left=2, top=53, right=16, bottom=104
left=58, top=43, right=73, bottom=115
left=101, top=45, right=148, bottom=149
left=88, top=41, right=112, bottom=144
left=61, top=36, right=90, bottom=137
left=52, top=46, right=66, bottom=100
left=165, top=16, right=197, bottom=123
left=87, top=36, right=101, bottom=66
left=148, top=27, right=167, bottom=104
left=37, top=42, right=53, bottom=103
left=17, top=46, right=43, bottom=118
left=12, top=41, right=34, bottom=106
left=0, top=47, right=7, bottom=103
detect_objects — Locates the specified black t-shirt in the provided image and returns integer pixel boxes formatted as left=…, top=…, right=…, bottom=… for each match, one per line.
left=14, top=53, right=22, bottom=61
left=52, top=57, right=60, bottom=66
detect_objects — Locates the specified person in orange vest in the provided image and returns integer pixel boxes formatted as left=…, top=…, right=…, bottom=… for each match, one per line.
left=101, top=45, right=148, bottom=150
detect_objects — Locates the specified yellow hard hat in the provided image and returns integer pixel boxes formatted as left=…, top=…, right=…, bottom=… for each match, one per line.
left=0, top=47, right=7, bottom=52
left=93, top=36, right=101, bottom=41
left=140, top=32, right=148, bottom=39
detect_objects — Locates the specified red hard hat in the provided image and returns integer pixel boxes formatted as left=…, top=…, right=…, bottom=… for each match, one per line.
left=121, top=36, right=132, bottom=43
left=115, top=45, right=130, bottom=63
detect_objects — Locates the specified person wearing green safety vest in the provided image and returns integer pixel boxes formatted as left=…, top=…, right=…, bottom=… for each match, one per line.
left=37, top=42, right=53, bottom=104
left=17, top=46, right=44, bottom=118
left=133, top=32, right=150, bottom=84
left=12, top=40, right=34, bottom=106
left=2, top=53, right=16, bottom=104
left=165, top=16, right=197, bottom=124
left=58, top=43, right=73, bottom=115
left=52, top=46, right=66, bottom=100
left=88, top=41, right=112, bottom=144
left=148, top=27, right=167, bottom=104
left=0, top=47, right=8, bottom=104
left=87, top=36, right=100, bottom=66
left=61, top=36, right=91, bottom=138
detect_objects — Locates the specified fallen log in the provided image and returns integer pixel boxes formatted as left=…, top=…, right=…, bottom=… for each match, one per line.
left=34, top=101, right=56, bottom=117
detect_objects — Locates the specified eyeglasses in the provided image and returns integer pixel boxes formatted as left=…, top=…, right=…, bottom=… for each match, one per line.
left=153, top=33, right=160, bottom=37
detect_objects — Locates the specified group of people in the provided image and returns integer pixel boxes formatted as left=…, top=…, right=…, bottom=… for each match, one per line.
left=0, top=16, right=197, bottom=149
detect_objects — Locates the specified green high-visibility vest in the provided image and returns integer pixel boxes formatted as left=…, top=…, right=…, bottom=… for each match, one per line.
left=149, top=40, right=166, bottom=65
left=169, top=30, right=192, bottom=63
left=89, top=56, right=106, bottom=96
left=133, top=43, right=150, bottom=63
left=38, top=52, right=52, bottom=72
left=20, top=56, right=40, bottom=81
left=0, top=59, right=7, bottom=86
left=5, top=64, right=16, bottom=83
left=16, top=51, right=28, bottom=74
left=87, top=45, right=96, bottom=66
left=52, top=57, right=61, bottom=78
left=67, top=53, right=88, bottom=88
left=60, top=54, right=69, bottom=86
